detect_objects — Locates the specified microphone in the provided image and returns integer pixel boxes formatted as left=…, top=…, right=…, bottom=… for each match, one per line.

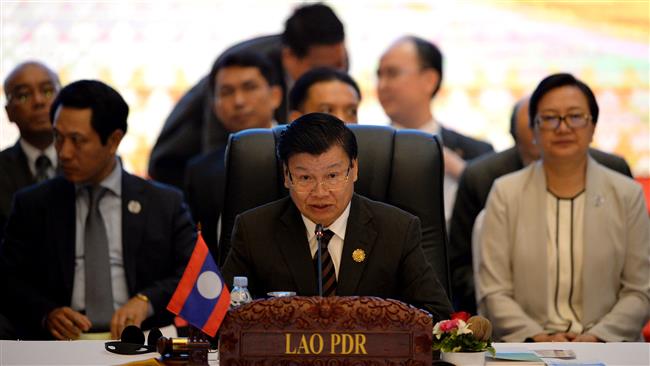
left=315, top=223, right=324, bottom=297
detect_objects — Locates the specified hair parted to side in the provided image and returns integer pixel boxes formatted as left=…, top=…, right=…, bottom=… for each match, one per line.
left=528, top=73, right=599, bottom=128
left=277, top=112, right=357, bottom=165
left=282, top=3, right=344, bottom=58
left=50, top=79, right=128, bottom=145
left=208, top=51, right=279, bottom=94
left=405, top=35, right=443, bottom=98
left=289, top=67, right=361, bottom=111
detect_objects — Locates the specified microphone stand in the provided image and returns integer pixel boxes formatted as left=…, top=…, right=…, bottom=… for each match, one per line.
left=315, top=223, right=324, bottom=297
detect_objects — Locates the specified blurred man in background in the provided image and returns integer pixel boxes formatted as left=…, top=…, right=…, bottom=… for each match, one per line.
left=149, top=3, right=347, bottom=188
left=184, top=51, right=281, bottom=257
left=377, top=36, right=494, bottom=221
left=289, top=67, right=361, bottom=123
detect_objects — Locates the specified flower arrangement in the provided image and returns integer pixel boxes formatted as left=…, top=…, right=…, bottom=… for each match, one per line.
left=432, top=311, right=495, bottom=355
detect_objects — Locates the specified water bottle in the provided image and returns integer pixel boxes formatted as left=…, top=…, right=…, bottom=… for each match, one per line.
left=230, top=276, right=252, bottom=308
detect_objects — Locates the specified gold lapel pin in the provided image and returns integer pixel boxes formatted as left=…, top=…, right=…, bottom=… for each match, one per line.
left=128, top=200, right=141, bottom=214
left=352, top=249, right=366, bottom=263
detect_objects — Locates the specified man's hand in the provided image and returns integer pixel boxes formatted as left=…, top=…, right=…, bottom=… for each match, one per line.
left=573, top=333, right=600, bottom=342
left=532, top=332, right=577, bottom=342
left=442, top=146, right=466, bottom=180
left=110, top=296, right=149, bottom=339
left=46, top=307, right=91, bottom=340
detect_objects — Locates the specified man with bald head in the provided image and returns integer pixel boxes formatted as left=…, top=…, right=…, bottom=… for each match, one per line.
left=377, top=36, right=494, bottom=221
left=1, top=61, right=61, bottom=241
left=449, top=96, right=633, bottom=314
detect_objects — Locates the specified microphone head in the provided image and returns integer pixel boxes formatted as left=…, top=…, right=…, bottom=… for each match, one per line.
left=121, top=325, right=145, bottom=344
left=147, top=328, right=163, bottom=348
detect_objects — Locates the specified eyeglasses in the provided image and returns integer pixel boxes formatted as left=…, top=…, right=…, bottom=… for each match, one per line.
left=8, top=85, right=57, bottom=105
left=535, top=113, right=591, bottom=131
left=288, top=165, right=351, bottom=192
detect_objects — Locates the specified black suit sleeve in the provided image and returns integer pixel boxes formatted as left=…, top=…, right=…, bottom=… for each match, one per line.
left=148, top=77, right=210, bottom=188
left=138, top=191, right=196, bottom=316
left=399, top=216, right=453, bottom=322
left=0, top=191, right=58, bottom=338
left=221, top=215, right=255, bottom=293
left=448, top=167, right=482, bottom=314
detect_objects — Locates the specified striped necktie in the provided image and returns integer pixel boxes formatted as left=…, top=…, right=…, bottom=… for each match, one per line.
left=314, top=230, right=337, bottom=297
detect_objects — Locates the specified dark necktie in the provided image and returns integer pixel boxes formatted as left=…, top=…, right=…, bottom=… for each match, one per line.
left=34, top=155, right=52, bottom=182
left=84, top=186, right=114, bottom=330
left=314, top=230, right=337, bottom=297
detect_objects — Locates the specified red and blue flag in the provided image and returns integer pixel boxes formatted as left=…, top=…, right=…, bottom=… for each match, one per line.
left=167, top=232, right=230, bottom=337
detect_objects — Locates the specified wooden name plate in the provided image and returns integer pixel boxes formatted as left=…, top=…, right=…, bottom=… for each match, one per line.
left=218, top=296, right=432, bottom=365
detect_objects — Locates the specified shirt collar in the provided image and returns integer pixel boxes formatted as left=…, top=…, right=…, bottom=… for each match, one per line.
left=75, top=157, right=122, bottom=197
left=391, top=118, right=441, bottom=136
left=302, top=200, right=352, bottom=243
left=19, top=138, right=57, bottom=170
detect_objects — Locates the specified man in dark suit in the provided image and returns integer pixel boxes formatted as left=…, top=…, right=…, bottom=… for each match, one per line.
left=1, top=61, right=61, bottom=242
left=376, top=36, right=494, bottom=220
left=222, top=113, right=453, bottom=321
left=0, top=80, right=195, bottom=340
left=448, top=97, right=633, bottom=314
left=149, top=3, right=347, bottom=188
left=184, top=51, right=281, bottom=257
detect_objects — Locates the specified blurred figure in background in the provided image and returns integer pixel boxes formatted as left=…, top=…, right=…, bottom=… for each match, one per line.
left=1, top=61, right=61, bottom=242
left=289, top=67, right=361, bottom=123
left=184, top=51, right=281, bottom=257
left=449, top=96, right=632, bottom=315
left=377, top=36, right=494, bottom=222
left=477, top=73, right=649, bottom=342
left=149, top=3, right=347, bottom=188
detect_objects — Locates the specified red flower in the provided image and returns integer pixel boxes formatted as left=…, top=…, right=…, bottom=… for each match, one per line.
left=439, top=319, right=460, bottom=332
left=451, top=311, right=471, bottom=322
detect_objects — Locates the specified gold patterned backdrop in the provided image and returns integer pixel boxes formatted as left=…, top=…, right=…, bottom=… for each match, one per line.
left=1, top=0, right=648, bottom=176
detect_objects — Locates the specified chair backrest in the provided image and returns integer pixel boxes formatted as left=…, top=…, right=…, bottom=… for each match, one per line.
left=219, top=124, right=451, bottom=297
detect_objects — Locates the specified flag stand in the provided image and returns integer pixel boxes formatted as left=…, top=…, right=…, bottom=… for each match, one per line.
left=187, top=325, right=209, bottom=366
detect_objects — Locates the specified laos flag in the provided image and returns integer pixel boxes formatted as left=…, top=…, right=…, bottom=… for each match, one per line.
left=167, top=232, right=230, bottom=337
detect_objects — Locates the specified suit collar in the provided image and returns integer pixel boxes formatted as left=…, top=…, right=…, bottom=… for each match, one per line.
left=520, top=162, right=550, bottom=317
left=278, top=198, right=318, bottom=295
left=337, top=194, right=377, bottom=295
left=121, top=171, right=146, bottom=295
left=582, top=157, right=607, bottom=325
left=51, top=177, right=77, bottom=299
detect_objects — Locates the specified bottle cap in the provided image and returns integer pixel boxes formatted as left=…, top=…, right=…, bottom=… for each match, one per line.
left=233, top=276, right=248, bottom=287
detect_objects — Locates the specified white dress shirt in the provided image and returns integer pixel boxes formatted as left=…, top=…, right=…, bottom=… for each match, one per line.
left=301, top=202, right=352, bottom=279
left=18, top=138, right=57, bottom=178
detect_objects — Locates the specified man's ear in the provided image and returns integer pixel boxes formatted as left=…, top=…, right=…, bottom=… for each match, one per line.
left=283, top=164, right=291, bottom=189
left=107, top=129, right=124, bottom=154
left=270, top=85, right=283, bottom=110
left=351, top=158, right=359, bottom=182
left=281, top=47, right=301, bottom=82
left=421, top=69, right=439, bottom=97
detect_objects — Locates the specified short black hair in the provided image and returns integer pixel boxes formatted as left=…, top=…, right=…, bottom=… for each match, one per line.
left=289, top=67, right=361, bottom=111
left=277, top=112, right=357, bottom=165
left=50, top=80, right=128, bottom=145
left=208, top=51, right=279, bottom=94
left=282, top=3, right=345, bottom=58
left=405, top=35, right=443, bottom=98
left=529, top=73, right=599, bottom=128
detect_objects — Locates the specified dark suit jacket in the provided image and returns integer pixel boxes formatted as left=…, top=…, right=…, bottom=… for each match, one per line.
left=440, top=127, right=494, bottom=161
left=0, top=172, right=196, bottom=339
left=0, top=142, right=35, bottom=243
left=184, top=146, right=227, bottom=258
left=448, top=147, right=633, bottom=314
left=222, top=194, right=453, bottom=322
left=148, top=35, right=287, bottom=188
